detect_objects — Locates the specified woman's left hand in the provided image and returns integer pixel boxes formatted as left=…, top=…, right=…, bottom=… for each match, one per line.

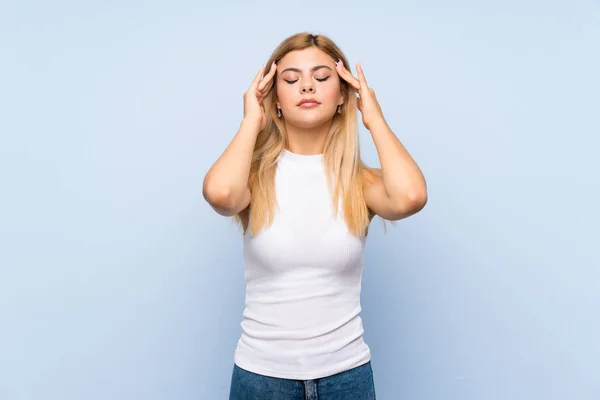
left=335, top=60, right=386, bottom=131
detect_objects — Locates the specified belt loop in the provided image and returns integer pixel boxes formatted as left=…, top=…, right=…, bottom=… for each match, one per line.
left=303, top=379, right=318, bottom=400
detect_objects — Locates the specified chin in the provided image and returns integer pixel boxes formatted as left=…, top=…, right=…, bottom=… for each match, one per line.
left=286, top=112, right=335, bottom=129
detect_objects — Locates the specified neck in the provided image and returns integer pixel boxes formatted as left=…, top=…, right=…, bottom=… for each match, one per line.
left=284, top=120, right=331, bottom=155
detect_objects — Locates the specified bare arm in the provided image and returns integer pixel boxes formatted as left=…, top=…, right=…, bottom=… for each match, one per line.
left=202, top=119, right=260, bottom=216
left=335, top=61, right=427, bottom=221
left=202, top=63, right=277, bottom=216
left=363, top=120, right=428, bottom=221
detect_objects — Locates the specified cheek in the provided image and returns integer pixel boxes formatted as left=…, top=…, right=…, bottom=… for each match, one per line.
left=322, top=78, right=342, bottom=95
left=321, top=83, right=342, bottom=104
left=276, top=84, right=294, bottom=107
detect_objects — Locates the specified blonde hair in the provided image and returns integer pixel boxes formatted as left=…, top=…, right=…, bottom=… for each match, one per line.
left=235, top=32, right=378, bottom=236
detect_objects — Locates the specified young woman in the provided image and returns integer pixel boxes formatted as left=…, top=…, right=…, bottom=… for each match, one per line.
left=203, top=32, right=427, bottom=400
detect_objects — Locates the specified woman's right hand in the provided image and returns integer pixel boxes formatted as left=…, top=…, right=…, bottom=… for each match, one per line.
left=243, top=62, right=277, bottom=131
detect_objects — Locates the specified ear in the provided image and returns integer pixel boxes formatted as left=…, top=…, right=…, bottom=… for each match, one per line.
left=337, top=83, right=346, bottom=106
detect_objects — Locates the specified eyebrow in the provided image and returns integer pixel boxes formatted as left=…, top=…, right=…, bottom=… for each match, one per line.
left=280, top=65, right=332, bottom=74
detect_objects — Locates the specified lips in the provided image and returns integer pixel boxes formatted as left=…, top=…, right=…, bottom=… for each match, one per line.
left=297, top=98, right=320, bottom=107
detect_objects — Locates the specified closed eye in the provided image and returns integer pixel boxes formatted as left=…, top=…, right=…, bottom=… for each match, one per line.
left=284, top=76, right=331, bottom=85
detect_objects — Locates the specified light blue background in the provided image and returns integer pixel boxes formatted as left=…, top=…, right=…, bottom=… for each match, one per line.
left=1, top=1, right=598, bottom=399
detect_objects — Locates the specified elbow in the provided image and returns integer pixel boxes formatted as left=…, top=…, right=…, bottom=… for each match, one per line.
left=387, top=190, right=427, bottom=221
left=202, top=179, right=236, bottom=216
left=407, top=189, right=428, bottom=213
left=203, top=185, right=232, bottom=208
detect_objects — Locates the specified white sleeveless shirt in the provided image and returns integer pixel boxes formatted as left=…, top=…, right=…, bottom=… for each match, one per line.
left=233, top=149, right=371, bottom=380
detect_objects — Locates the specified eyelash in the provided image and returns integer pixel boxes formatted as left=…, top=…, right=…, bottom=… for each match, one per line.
left=284, top=76, right=330, bottom=85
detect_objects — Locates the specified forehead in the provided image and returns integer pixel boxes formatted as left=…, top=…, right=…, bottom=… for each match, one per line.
left=278, top=47, right=334, bottom=70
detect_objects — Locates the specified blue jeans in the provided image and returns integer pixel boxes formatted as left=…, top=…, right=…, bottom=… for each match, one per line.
left=229, top=361, right=376, bottom=399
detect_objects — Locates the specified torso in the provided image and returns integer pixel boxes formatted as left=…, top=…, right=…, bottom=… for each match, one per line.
left=232, top=149, right=372, bottom=380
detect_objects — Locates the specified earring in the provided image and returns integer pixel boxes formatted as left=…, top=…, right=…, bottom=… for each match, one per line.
left=277, top=108, right=282, bottom=118
left=337, top=105, right=342, bottom=114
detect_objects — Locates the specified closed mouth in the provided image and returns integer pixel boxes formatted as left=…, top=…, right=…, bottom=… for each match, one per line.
left=298, top=99, right=320, bottom=106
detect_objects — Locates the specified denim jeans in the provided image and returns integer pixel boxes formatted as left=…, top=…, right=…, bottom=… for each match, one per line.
left=229, top=361, right=376, bottom=399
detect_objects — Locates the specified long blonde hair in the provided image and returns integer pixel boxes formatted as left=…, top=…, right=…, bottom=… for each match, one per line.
left=235, top=32, right=377, bottom=236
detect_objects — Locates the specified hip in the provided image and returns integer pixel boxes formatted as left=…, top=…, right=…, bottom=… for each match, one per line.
left=229, top=360, right=376, bottom=400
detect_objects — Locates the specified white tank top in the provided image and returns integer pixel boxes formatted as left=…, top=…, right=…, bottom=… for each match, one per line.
left=233, top=149, right=371, bottom=380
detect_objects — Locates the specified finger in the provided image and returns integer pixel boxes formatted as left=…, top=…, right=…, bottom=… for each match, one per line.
left=258, top=78, right=275, bottom=98
left=260, top=64, right=279, bottom=94
left=250, top=65, right=266, bottom=90
left=335, top=59, right=360, bottom=91
left=257, top=82, right=273, bottom=102
left=258, top=62, right=277, bottom=92
left=258, top=76, right=275, bottom=95
left=336, top=63, right=360, bottom=91
left=356, top=63, right=369, bottom=89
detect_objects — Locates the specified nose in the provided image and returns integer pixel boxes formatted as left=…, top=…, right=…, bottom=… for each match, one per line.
left=300, top=82, right=314, bottom=93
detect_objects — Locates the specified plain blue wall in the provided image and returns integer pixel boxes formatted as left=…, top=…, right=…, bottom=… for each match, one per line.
left=1, top=1, right=598, bottom=399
